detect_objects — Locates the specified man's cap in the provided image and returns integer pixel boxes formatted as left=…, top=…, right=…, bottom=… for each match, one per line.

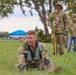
left=56, top=1, right=63, bottom=9
left=72, top=14, right=76, bottom=18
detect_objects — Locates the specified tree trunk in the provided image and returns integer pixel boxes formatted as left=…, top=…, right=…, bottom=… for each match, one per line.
left=49, top=0, right=52, bottom=13
left=44, top=22, right=49, bottom=36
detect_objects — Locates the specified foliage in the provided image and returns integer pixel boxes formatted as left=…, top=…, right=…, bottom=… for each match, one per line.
left=67, top=1, right=76, bottom=14
left=0, top=0, right=16, bottom=18
left=0, top=40, right=76, bottom=75
left=0, top=31, right=9, bottom=38
left=37, top=29, right=52, bottom=43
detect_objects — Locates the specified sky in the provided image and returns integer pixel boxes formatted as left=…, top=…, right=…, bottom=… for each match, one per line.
left=0, top=6, right=51, bottom=33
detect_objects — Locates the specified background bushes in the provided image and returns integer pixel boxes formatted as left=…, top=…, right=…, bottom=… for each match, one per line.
left=36, top=29, right=52, bottom=43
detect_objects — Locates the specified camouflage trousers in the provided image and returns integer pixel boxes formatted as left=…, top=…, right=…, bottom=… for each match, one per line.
left=52, top=33, right=64, bottom=55
left=64, top=34, right=70, bottom=48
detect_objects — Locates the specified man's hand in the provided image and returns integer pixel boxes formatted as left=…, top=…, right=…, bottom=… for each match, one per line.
left=18, top=64, right=25, bottom=71
left=44, top=57, right=50, bottom=65
left=64, top=31, right=68, bottom=36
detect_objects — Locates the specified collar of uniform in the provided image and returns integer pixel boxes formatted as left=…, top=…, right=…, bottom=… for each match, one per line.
left=28, top=40, right=38, bottom=52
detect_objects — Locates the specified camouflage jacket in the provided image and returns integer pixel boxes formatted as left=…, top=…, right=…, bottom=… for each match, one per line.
left=48, top=9, right=70, bottom=33
left=68, top=19, right=76, bottom=37
left=17, top=41, right=49, bottom=65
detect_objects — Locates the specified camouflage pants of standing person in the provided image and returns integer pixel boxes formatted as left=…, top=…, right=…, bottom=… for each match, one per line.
left=52, top=33, right=64, bottom=55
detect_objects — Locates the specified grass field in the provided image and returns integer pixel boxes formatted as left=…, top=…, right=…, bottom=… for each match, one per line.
left=0, top=40, right=76, bottom=75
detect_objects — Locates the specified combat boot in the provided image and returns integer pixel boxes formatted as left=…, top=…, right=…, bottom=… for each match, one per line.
left=59, top=52, right=64, bottom=55
left=52, top=52, right=58, bottom=55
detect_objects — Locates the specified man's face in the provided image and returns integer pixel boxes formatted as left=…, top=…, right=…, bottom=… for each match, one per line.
left=72, top=17, right=76, bottom=22
left=56, top=5, right=62, bottom=10
left=75, top=17, right=76, bottom=21
left=26, top=34, right=36, bottom=47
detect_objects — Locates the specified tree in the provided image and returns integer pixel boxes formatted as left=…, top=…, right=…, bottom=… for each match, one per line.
left=65, top=0, right=76, bottom=14
left=0, top=0, right=15, bottom=18
left=0, top=0, right=53, bottom=36
left=0, top=31, right=9, bottom=38
left=0, top=0, right=76, bottom=36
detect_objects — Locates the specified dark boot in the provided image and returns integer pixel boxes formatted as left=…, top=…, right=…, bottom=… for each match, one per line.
left=59, top=52, right=64, bottom=55
left=52, top=52, right=58, bottom=55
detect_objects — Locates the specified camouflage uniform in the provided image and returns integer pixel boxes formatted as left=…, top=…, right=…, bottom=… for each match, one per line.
left=67, top=14, right=76, bottom=52
left=16, top=40, right=54, bottom=72
left=48, top=1, right=70, bottom=55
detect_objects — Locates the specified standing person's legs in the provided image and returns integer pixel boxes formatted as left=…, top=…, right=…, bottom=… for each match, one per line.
left=67, top=36, right=72, bottom=52
left=58, top=34, right=64, bottom=55
left=64, top=35, right=68, bottom=48
left=73, top=37, right=76, bottom=52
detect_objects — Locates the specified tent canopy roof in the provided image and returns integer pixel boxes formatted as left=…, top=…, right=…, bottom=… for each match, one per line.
left=9, top=30, right=27, bottom=35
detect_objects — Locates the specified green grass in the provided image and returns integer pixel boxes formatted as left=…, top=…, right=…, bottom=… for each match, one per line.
left=0, top=40, right=76, bottom=75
